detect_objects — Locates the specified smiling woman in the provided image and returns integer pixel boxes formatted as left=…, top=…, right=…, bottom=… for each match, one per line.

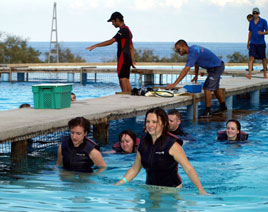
left=217, top=119, right=249, bottom=141
left=115, top=107, right=208, bottom=195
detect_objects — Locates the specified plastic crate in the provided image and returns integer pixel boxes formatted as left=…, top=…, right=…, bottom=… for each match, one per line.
left=184, top=82, right=204, bottom=93
left=32, top=84, right=72, bottom=109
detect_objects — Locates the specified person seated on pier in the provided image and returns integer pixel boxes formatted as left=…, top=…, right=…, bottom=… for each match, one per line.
left=71, top=92, right=76, bottom=102
left=115, top=107, right=208, bottom=195
left=104, top=130, right=140, bottom=154
left=168, top=109, right=195, bottom=145
left=217, top=119, right=248, bottom=141
left=56, top=117, right=106, bottom=172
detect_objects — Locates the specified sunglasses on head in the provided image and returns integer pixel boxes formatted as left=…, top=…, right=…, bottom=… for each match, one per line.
left=253, top=12, right=259, bottom=15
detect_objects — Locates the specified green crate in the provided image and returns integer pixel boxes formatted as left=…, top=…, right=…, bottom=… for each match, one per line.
left=32, top=84, right=72, bottom=109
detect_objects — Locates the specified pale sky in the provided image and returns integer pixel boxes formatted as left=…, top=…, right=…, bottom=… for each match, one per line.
left=0, top=0, right=268, bottom=43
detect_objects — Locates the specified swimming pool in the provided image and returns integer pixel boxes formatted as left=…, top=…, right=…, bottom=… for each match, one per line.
left=0, top=82, right=268, bottom=211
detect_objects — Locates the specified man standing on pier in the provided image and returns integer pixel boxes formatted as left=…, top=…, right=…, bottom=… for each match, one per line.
left=86, top=12, right=135, bottom=92
left=167, top=40, right=227, bottom=118
left=246, top=7, right=268, bottom=80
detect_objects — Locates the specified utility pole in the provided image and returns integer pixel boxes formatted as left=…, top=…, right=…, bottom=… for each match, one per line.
left=48, top=2, right=59, bottom=63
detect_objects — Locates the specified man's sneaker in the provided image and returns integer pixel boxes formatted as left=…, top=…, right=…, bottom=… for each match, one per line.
left=200, top=109, right=212, bottom=118
left=213, top=106, right=227, bottom=114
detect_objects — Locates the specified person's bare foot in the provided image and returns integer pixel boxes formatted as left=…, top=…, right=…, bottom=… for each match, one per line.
left=245, top=74, right=251, bottom=79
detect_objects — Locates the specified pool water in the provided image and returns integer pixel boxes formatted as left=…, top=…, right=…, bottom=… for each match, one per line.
left=0, top=82, right=268, bottom=211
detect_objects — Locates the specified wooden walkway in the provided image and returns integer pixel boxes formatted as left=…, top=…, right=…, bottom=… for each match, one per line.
left=0, top=74, right=268, bottom=145
left=0, top=65, right=262, bottom=84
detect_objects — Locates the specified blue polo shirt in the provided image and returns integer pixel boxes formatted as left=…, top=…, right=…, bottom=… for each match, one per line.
left=185, top=45, right=222, bottom=69
left=249, top=17, right=268, bottom=44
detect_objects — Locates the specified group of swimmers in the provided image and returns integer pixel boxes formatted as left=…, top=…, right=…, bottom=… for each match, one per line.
left=56, top=107, right=248, bottom=195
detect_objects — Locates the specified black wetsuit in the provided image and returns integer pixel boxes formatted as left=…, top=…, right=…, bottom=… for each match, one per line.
left=138, top=133, right=182, bottom=187
left=170, top=126, right=196, bottom=144
left=113, top=24, right=133, bottom=79
left=217, top=131, right=248, bottom=141
left=61, top=136, right=99, bottom=172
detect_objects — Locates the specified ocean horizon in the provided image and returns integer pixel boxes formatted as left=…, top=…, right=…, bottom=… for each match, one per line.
left=29, top=41, right=262, bottom=63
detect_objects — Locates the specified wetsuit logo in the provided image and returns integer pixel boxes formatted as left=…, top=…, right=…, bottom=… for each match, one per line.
left=76, top=153, right=86, bottom=156
left=155, top=151, right=164, bottom=155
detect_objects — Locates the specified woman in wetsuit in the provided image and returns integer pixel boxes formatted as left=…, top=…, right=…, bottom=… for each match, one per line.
left=217, top=119, right=248, bottom=141
left=115, top=107, right=207, bottom=195
left=56, top=117, right=106, bottom=172
left=104, top=130, right=140, bottom=154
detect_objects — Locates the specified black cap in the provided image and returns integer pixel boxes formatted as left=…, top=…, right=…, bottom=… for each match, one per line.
left=107, top=12, right=123, bottom=22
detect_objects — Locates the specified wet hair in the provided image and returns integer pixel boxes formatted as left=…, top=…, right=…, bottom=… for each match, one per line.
left=175, top=39, right=188, bottom=47
left=119, top=130, right=137, bottom=152
left=119, top=130, right=137, bottom=143
left=19, top=103, right=30, bottom=108
left=168, top=109, right=181, bottom=120
left=226, top=119, right=241, bottom=140
left=68, top=117, right=91, bottom=133
left=144, top=107, right=170, bottom=148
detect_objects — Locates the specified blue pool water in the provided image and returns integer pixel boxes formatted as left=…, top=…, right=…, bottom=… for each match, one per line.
left=0, top=80, right=268, bottom=211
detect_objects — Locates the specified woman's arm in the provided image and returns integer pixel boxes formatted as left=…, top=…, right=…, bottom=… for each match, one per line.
left=89, top=148, right=107, bottom=168
left=115, top=151, right=143, bottom=185
left=169, top=142, right=207, bottom=195
left=56, top=145, right=63, bottom=166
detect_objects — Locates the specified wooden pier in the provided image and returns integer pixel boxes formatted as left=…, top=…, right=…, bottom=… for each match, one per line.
left=0, top=63, right=259, bottom=85
left=0, top=64, right=267, bottom=161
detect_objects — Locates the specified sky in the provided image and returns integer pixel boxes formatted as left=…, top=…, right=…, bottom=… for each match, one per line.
left=0, top=0, right=267, bottom=43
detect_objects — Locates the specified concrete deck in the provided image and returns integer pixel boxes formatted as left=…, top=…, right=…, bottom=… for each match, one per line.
left=0, top=74, right=268, bottom=142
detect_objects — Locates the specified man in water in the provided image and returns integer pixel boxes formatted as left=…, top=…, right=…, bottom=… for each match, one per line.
left=168, top=109, right=195, bottom=143
left=71, top=92, right=76, bottom=102
left=167, top=39, right=227, bottom=118
left=246, top=7, right=268, bottom=80
left=86, top=12, right=135, bottom=92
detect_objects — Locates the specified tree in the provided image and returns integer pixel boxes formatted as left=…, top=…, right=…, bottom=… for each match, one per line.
left=227, top=52, right=248, bottom=63
left=45, top=46, right=86, bottom=63
left=134, top=48, right=187, bottom=63
left=0, top=33, right=42, bottom=64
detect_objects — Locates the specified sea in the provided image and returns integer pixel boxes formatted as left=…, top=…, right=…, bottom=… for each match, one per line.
left=28, top=41, right=255, bottom=63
